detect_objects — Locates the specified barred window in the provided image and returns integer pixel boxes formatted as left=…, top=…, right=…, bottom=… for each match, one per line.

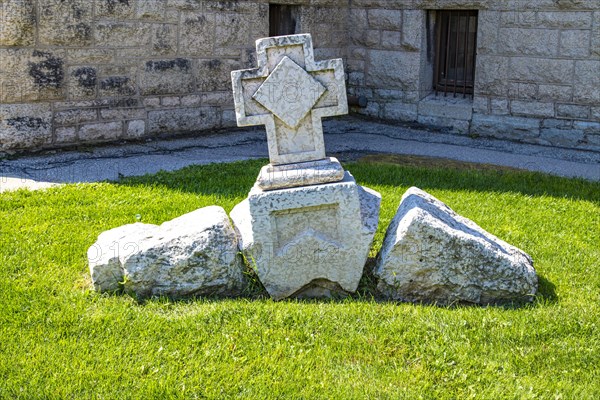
left=269, top=4, right=300, bottom=37
left=434, top=10, right=478, bottom=97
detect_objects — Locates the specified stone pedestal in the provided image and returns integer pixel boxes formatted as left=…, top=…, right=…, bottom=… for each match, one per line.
left=231, top=172, right=380, bottom=300
left=256, top=157, right=345, bottom=190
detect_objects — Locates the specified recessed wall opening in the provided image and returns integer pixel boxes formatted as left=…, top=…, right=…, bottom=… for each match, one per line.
left=433, top=10, right=478, bottom=98
left=269, top=4, right=301, bottom=37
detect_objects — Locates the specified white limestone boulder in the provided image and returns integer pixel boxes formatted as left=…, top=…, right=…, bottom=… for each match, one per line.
left=231, top=172, right=381, bottom=300
left=88, top=206, right=245, bottom=299
left=374, top=187, right=538, bottom=305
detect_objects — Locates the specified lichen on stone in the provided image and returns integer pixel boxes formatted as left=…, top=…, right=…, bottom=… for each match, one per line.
left=73, top=67, right=97, bottom=88
left=145, top=59, right=191, bottom=72
left=28, top=51, right=64, bottom=88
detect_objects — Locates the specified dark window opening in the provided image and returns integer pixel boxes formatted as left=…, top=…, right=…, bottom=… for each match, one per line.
left=434, top=10, right=478, bottom=97
left=269, top=4, right=300, bottom=37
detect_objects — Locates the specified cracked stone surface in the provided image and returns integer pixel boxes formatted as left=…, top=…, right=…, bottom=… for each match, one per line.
left=88, top=206, right=246, bottom=299
left=229, top=35, right=384, bottom=300
left=231, top=172, right=381, bottom=300
left=374, top=187, right=538, bottom=305
left=231, top=34, right=348, bottom=165
left=256, top=157, right=345, bottom=191
left=253, top=56, right=326, bottom=129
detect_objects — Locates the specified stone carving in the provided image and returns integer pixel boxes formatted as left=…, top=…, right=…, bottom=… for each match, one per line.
left=255, top=157, right=345, bottom=191
left=374, top=187, right=538, bottom=305
left=252, top=56, right=327, bottom=129
left=231, top=34, right=381, bottom=299
left=231, top=172, right=381, bottom=300
left=88, top=206, right=245, bottom=299
left=231, top=33, right=348, bottom=188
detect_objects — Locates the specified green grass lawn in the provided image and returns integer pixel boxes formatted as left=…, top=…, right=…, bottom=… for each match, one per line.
left=1, top=158, right=599, bottom=399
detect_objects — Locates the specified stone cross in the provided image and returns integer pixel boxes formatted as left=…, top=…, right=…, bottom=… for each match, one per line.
left=231, top=34, right=348, bottom=166
left=230, top=34, right=381, bottom=300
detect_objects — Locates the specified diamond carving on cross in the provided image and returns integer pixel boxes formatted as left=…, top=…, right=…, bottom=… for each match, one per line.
left=231, top=34, right=348, bottom=166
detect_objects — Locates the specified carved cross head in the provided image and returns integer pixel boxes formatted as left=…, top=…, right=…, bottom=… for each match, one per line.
left=231, top=34, right=348, bottom=165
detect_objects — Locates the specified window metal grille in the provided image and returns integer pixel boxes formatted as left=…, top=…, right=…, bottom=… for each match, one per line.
left=434, top=10, right=478, bottom=97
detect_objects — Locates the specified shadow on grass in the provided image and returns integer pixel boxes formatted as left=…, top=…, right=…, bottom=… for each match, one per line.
left=117, top=156, right=600, bottom=205
left=353, top=155, right=600, bottom=204
left=113, top=157, right=574, bottom=308
left=536, top=275, right=558, bottom=303
left=118, top=160, right=262, bottom=201
left=107, top=258, right=557, bottom=310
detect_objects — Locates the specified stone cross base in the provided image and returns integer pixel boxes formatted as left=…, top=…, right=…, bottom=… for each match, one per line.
left=231, top=172, right=381, bottom=300
left=256, top=157, right=345, bottom=191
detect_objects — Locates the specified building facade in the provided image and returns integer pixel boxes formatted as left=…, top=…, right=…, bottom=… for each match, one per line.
left=1, top=0, right=599, bottom=153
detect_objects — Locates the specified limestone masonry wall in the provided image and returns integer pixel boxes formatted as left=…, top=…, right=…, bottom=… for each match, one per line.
left=0, top=0, right=348, bottom=153
left=347, top=0, right=600, bottom=151
left=1, top=0, right=599, bottom=153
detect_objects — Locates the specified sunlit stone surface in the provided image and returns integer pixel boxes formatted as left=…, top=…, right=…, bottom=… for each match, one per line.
left=231, top=34, right=380, bottom=299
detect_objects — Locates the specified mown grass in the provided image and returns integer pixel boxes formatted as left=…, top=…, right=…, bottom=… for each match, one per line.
left=1, top=157, right=599, bottom=399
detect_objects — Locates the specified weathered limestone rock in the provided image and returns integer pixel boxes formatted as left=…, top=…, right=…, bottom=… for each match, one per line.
left=231, top=172, right=381, bottom=300
left=140, top=58, right=195, bottom=95
left=0, top=0, right=36, bottom=46
left=148, top=106, right=220, bottom=134
left=88, top=206, right=245, bottom=299
left=0, top=49, right=67, bottom=105
left=0, top=103, right=53, bottom=151
left=366, top=50, right=421, bottom=90
left=38, top=0, right=93, bottom=46
left=256, top=157, right=345, bottom=191
left=375, top=187, right=538, bottom=305
left=231, top=33, right=348, bottom=166
left=230, top=34, right=381, bottom=299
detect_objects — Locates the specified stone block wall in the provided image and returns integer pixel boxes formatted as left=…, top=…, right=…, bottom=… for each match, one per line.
left=1, top=0, right=599, bottom=153
left=0, top=0, right=347, bottom=153
left=347, top=0, right=600, bottom=151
